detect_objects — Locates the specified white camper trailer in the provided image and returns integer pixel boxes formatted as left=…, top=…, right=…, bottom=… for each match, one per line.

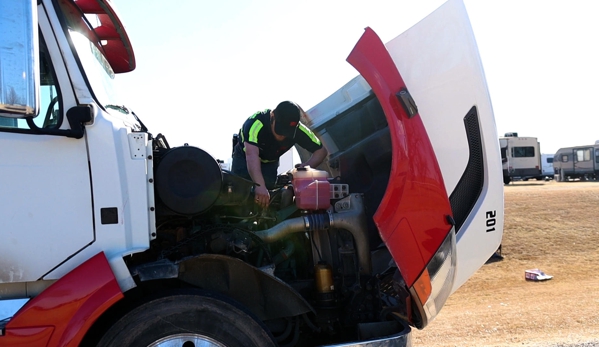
left=540, top=154, right=554, bottom=179
left=553, top=144, right=599, bottom=181
left=499, top=133, right=542, bottom=184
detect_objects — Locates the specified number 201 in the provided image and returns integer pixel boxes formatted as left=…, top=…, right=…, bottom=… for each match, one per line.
left=485, top=210, right=496, bottom=232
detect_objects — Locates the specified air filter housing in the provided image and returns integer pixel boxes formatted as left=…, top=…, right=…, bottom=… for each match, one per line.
left=154, top=145, right=222, bottom=215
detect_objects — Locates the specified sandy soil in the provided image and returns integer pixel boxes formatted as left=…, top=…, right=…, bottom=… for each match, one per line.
left=410, top=180, right=599, bottom=347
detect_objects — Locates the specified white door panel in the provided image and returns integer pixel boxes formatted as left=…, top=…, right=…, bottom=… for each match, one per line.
left=0, top=133, right=93, bottom=282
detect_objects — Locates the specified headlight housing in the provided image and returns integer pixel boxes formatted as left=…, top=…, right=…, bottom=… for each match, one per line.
left=409, top=228, right=456, bottom=329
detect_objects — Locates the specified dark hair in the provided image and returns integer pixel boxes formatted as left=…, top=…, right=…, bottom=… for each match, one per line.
left=273, top=101, right=301, bottom=138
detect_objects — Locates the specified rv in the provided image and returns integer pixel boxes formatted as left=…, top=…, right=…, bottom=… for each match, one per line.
left=499, top=133, right=542, bottom=184
left=553, top=144, right=599, bottom=181
left=540, top=154, right=554, bottom=180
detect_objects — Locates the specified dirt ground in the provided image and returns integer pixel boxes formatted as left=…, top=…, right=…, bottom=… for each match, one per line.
left=411, top=180, right=599, bottom=347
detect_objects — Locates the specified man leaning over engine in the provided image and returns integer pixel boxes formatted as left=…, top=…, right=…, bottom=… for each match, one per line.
left=231, top=101, right=328, bottom=208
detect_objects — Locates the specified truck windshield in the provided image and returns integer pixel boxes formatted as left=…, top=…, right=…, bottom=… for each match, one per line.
left=55, top=0, right=121, bottom=107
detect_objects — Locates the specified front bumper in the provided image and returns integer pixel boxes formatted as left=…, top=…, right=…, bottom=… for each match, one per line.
left=323, top=320, right=412, bottom=347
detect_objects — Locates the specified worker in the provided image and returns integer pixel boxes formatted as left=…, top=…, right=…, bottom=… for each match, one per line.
left=232, top=101, right=328, bottom=207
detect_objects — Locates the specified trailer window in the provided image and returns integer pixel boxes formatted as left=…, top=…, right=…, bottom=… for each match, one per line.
left=546, top=157, right=553, bottom=164
left=512, top=146, right=535, bottom=158
left=575, top=149, right=591, bottom=162
left=562, top=155, right=568, bottom=162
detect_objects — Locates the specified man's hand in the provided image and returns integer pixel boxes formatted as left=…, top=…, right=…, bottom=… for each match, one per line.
left=254, top=184, right=270, bottom=208
left=245, top=143, right=270, bottom=207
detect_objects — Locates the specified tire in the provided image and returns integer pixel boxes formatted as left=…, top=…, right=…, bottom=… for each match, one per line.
left=97, top=291, right=276, bottom=347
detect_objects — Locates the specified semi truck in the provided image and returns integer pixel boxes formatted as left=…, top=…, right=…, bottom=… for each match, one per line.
left=0, top=0, right=503, bottom=346
left=499, top=133, right=542, bottom=184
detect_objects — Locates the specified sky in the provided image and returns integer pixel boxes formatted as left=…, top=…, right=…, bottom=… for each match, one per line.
left=111, top=1, right=599, bottom=161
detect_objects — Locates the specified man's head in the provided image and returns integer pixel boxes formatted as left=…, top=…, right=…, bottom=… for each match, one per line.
left=273, top=101, right=300, bottom=138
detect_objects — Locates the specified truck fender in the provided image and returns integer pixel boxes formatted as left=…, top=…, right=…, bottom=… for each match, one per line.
left=134, top=254, right=314, bottom=321
left=3, top=253, right=123, bottom=347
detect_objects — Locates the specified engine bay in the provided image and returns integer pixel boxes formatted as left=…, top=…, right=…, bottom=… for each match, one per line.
left=126, top=136, right=411, bottom=345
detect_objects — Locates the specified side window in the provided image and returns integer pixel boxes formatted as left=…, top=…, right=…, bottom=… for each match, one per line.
left=0, top=116, right=17, bottom=127
left=561, top=155, right=568, bottom=163
left=500, top=147, right=507, bottom=162
left=0, top=37, right=62, bottom=131
left=37, top=42, right=62, bottom=129
left=575, top=149, right=591, bottom=162
left=547, top=157, right=553, bottom=164
left=512, top=146, right=535, bottom=158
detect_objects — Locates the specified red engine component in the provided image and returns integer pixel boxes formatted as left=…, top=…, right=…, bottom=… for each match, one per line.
left=291, top=167, right=330, bottom=210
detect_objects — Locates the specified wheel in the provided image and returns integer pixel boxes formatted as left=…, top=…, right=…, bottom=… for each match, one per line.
left=97, top=291, right=276, bottom=347
left=503, top=176, right=511, bottom=185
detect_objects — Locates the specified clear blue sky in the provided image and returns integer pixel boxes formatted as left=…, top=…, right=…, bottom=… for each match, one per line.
left=114, top=0, right=599, bottom=160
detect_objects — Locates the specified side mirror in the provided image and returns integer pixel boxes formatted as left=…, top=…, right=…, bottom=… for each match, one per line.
left=0, top=0, right=39, bottom=118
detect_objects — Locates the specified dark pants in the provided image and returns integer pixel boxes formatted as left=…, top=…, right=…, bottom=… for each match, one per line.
left=231, top=145, right=279, bottom=189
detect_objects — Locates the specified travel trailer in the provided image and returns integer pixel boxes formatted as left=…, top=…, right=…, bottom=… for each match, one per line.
left=499, top=133, right=542, bottom=184
left=540, top=154, right=554, bottom=179
left=553, top=144, right=599, bottom=181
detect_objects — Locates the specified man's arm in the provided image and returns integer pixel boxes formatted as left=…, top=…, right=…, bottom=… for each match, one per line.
left=245, top=143, right=270, bottom=207
left=300, top=146, right=328, bottom=169
left=296, top=106, right=328, bottom=169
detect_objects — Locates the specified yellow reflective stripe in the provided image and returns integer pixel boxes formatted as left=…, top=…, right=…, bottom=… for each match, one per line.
left=261, top=158, right=277, bottom=163
left=249, top=120, right=263, bottom=143
left=298, top=123, right=321, bottom=145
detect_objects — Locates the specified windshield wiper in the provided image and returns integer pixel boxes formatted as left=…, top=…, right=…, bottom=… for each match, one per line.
left=131, top=110, right=148, bottom=133
left=105, top=104, right=148, bottom=133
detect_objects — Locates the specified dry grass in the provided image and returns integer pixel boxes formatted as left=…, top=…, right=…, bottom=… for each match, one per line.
left=411, top=180, right=599, bottom=347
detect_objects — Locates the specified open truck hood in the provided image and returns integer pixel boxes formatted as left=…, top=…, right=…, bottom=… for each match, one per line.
left=306, top=0, right=504, bottom=325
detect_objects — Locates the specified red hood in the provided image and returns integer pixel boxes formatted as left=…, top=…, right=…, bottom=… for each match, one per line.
left=347, top=28, right=454, bottom=288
